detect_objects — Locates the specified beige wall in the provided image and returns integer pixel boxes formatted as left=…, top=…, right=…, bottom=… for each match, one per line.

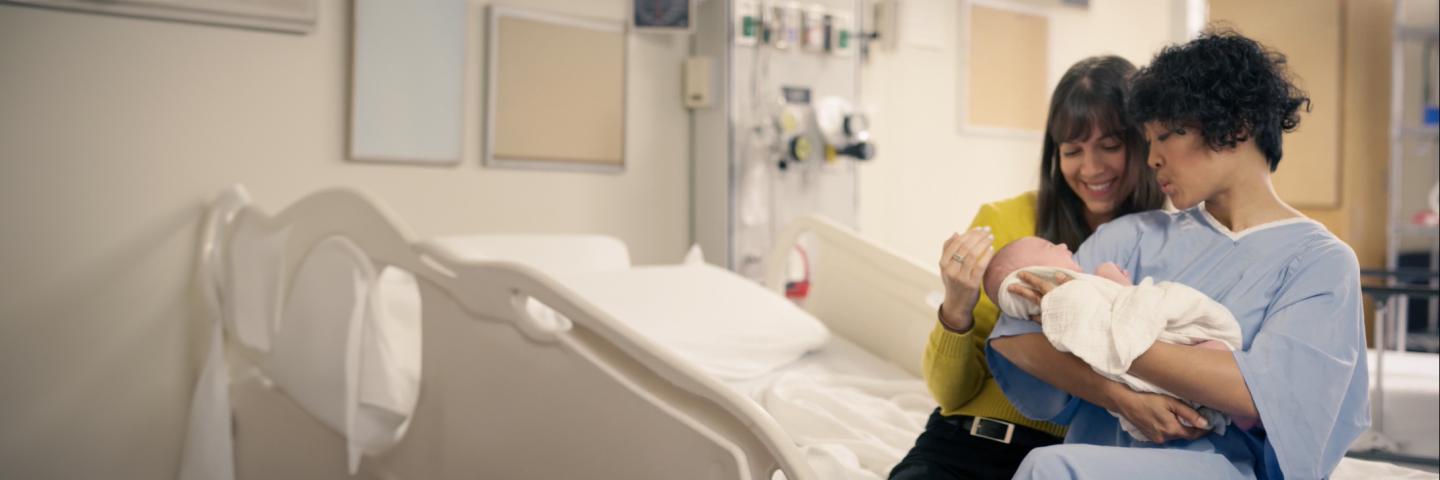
left=1305, top=0, right=1394, bottom=341
left=858, top=0, right=1188, bottom=265
left=1317, top=0, right=1391, bottom=271
left=0, top=1, right=691, bottom=477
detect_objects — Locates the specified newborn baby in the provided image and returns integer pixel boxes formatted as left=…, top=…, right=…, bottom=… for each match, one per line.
left=983, top=237, right=1254, bottom=439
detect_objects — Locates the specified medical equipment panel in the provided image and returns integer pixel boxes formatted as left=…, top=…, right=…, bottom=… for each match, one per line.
left=693, top=0, right=870, bottom=280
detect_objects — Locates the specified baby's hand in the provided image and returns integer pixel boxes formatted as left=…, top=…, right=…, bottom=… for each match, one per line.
left=1096, top=262, right=1131, bottom=284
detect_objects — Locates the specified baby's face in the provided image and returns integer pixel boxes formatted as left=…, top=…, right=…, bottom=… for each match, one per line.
left=1028, top=238, right=1081, bottom=269
left=982, top=236, right=1082, bottom=299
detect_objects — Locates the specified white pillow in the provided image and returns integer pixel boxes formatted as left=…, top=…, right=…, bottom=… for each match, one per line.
left=421, top=233, right=634, bottom=331
left=564, top=264, right=831, bottom=380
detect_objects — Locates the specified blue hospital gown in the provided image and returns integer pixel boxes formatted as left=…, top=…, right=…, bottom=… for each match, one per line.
left=987, top=207, right=1369, bottom=479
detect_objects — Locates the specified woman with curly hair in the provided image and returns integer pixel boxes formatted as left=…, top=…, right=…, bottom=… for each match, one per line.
left=987, top=29, right=1368, bottom=479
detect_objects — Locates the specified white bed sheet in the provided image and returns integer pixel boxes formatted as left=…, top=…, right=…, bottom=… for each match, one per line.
left=1333, top=457, right=1438, bottom=479
left=725, top=336, right=934, bottom=480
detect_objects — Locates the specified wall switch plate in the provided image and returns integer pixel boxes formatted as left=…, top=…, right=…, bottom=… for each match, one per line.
left=684, top=56, right=714, bottom=109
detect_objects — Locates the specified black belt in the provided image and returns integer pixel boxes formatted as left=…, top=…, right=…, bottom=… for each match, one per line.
left=956, top=415, right=1062, bottom=448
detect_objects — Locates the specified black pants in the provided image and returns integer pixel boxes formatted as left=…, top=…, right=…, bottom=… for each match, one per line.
left=889, top=409, right=1062, bottom=480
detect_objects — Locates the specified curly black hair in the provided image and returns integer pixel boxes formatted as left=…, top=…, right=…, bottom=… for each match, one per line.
left=1127, top=27, right=1310, bottom=171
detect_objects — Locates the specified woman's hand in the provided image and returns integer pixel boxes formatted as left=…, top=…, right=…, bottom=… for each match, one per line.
left=937, top=227, right=996, bottom=333
left=1109, top=387, right=1212, bottom=444
left=1007, top=270, right=1073, bottom=324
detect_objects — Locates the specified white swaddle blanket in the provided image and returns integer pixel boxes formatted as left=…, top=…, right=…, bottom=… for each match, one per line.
left=996, top=266, right=1244, bottom=439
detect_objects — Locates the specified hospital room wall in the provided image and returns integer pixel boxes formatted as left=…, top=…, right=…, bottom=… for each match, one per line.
left=857, top=0, right=1192, bottom=265
left=0, top=1, right=690, bottom=478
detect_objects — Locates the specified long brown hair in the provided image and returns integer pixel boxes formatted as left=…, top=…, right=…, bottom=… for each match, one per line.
left=1036, top=56, right=1164, bottom=250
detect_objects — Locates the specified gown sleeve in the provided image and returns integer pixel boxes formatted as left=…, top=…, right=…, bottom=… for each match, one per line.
left=1231, top=238, right=1369, bottom=479
left=985, top=214, right=1146, bottom=423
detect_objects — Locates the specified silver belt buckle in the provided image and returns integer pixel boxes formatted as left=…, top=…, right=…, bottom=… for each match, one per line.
left=970, top=417, right=1015, bottom=444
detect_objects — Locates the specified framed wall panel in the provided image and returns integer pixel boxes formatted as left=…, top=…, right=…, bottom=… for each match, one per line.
left=485, top=6, right=627, bottom=172
left=349, top=0, right=467, bottom=166
left=1, top=0, right=316, bottom=33
left=958, top=0, right=1049, bottom=136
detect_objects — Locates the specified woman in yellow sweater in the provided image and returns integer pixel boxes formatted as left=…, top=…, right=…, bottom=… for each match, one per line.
left=889, top=56, right=1164, bottom=479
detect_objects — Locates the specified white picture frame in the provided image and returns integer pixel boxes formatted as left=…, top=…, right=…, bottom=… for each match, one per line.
left=1, top=0, right=317, bottom=34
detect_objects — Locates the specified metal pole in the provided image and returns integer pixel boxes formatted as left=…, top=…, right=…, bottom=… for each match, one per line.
left=1373, top=295, right=1387, bottom=436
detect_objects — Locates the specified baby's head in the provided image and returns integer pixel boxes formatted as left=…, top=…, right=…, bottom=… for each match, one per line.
left=983, top=236, right=1082, bottom=300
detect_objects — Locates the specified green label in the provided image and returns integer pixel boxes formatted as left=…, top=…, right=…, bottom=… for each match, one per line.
left=839, top=30, right=849, bottom=49
left=743, top=17, right=756, bottom=37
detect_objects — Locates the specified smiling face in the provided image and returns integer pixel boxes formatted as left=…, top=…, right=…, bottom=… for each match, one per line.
left=1058, top=125, right=1135, bottom=222
left=1143, top=122, right=1233, bottom=210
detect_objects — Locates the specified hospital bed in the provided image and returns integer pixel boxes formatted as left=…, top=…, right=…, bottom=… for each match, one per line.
left=181, top=185, right=1438, bottom=479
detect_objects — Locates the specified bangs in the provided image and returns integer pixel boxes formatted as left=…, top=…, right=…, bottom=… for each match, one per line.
left=1048, top=86, right=1126, bottom=145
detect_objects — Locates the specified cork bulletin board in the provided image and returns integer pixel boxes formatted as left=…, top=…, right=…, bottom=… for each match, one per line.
left=486, top=6, right=627, bottom=172
left=959, top=1, right=1049, bottom=135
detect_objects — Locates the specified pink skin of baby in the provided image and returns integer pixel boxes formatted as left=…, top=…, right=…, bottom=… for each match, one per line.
left=981, top=236, right=1130, bottom=306
left=985, top=236, right=1256, bottom=431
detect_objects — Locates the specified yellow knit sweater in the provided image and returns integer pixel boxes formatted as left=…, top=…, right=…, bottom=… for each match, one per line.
left=923, top=191, right=1068, bottom=438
